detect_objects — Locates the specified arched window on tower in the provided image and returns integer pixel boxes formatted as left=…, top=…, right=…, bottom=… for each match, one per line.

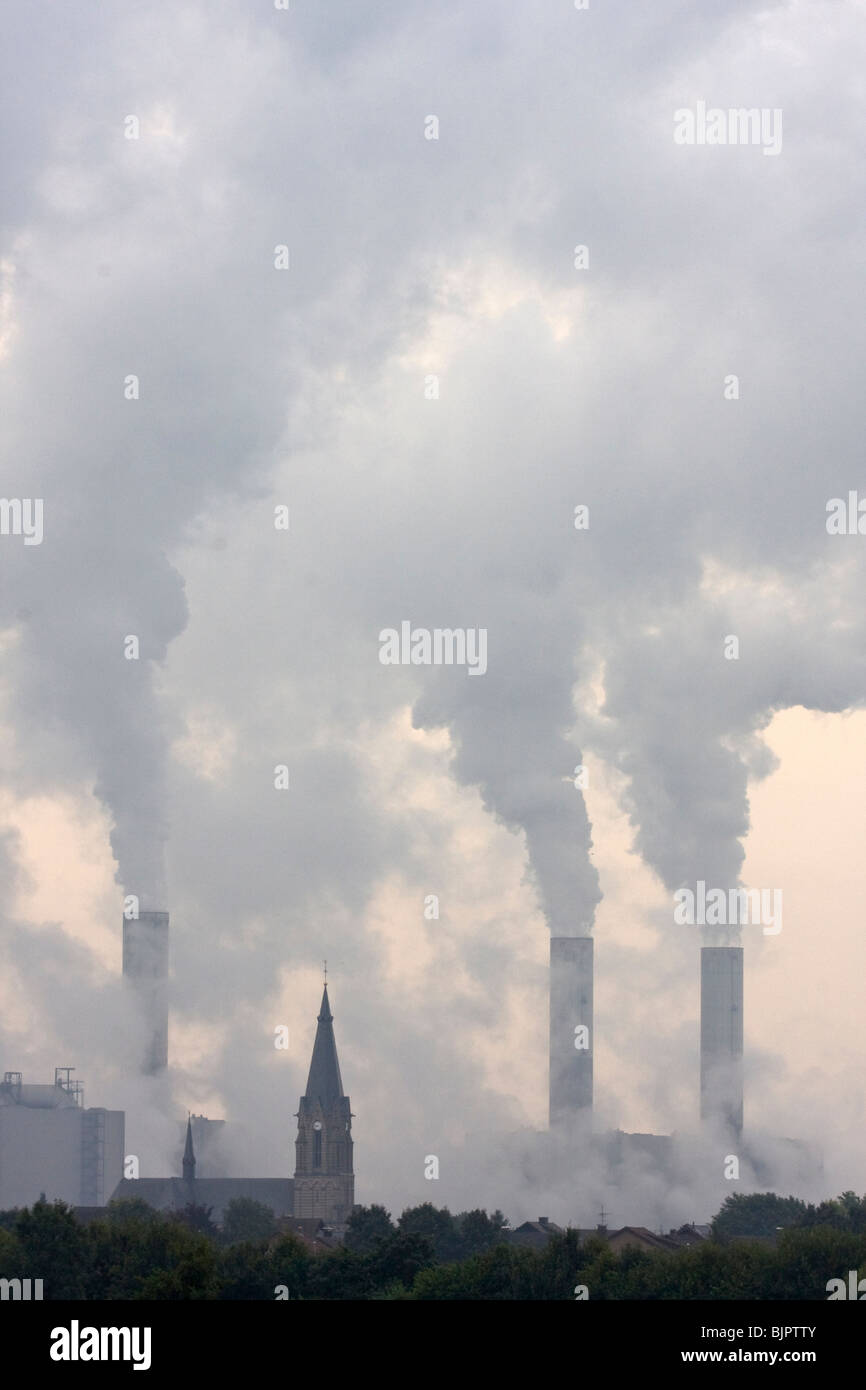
left=313, top=1126, right=322, bottom=1168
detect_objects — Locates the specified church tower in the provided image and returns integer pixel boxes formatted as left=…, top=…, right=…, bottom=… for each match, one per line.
left=292, top=982, right=354, bottom=1225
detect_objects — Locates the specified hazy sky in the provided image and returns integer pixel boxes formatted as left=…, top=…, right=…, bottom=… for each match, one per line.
left=0, top=0, right=864, bottom=1224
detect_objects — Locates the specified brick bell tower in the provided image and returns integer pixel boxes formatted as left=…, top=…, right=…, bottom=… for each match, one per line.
left=292, top=978, right=354, bottom=1224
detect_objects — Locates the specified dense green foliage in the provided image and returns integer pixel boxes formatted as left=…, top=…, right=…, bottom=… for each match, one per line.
left=711, top=1190, right=866, bottom=1242
left=343, top=1203, right=396, bottom=1252
left=0, top=1193, right=863, bottom=1299
left=221, top=1198, right=278, bottom=1245
left=711, top=1192, right=810, bottom=1242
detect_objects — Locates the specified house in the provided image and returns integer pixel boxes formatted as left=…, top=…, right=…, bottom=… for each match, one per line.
left=507, top=1217, right=564, bottom=1248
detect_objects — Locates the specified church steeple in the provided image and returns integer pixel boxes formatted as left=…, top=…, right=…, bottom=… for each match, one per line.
left=182, top=1114, right=196, bottom=1184
left=303, top=985, right=345, bottom=1109
left=293, top=978, right=354, bottom=1226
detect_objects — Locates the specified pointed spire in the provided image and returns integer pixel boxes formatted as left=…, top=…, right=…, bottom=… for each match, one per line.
left=304, top=983, right=343, bottom=1107
left=183, top=1113, right=196, bottom=1183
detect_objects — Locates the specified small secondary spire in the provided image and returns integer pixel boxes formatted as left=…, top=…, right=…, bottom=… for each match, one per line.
left=183, top=1113, right=196, bottom=1183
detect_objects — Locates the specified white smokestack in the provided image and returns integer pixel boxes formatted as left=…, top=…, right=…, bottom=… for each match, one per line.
left=122, top=910, right=169, bottom=1074
left=549, top=936, right=593, bottom=1131
left=700, top=945, right=743, bottom=1134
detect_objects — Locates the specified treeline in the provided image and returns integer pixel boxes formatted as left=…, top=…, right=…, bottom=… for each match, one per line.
left=711, top=1190, right=866, bottom=1242
left=0, top=1198, right=507, bottom=1300
left=1, top=1193, right=864, bottom=1299
left=413, top=1227, right=866, bottom=1301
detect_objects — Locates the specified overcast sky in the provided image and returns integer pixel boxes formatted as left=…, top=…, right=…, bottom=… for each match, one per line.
left=1, top=0, right=864, bottom=1225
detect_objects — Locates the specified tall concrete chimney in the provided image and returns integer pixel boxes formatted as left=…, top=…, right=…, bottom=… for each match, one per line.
left=549, top=936, right=593, bottom=1131
left=700, top=945, right=743, bottom=1135
left=122, top=910, right=169, bottom=1074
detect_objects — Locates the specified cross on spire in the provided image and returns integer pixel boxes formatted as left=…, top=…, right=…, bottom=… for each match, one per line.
left=323, top=959, right=328, bottom=985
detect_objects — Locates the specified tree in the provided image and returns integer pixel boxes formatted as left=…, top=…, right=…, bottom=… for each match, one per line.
left=413, top=1244, right=530, bottom=1300
left=455, top=1209, right=509, bottom=1259
left=567, top=1235, right=621, bottom=1301
left=132, top=1233, right=220, bottom=1300
left=397, top=1203, right=461, bottom=1261
left=270, top=1233, right=311, bottom=1300
left=533, top=1228, right=589, bottom=1300
left=799, top=1191, right=866, bottom=1234
left=84, top=1208, right=218, bottom=1299
left=171, top=1203, right=219, bottom=1239
left=305, top=1245, right=374, bottom=1300
left=218, top=1241, right=278, bottom=1299
left=0, top=1227, right=22, bottom=1277
left=711, top=1192, right=807, bottom=1243
left=367, top=1279, right=414, bottom=1300
left=221, top=1198, right=276, bottom=1245
left=344, top=1204, right=396, bottom=1253
left=768, top=1227, right=866, bottom=1299
left=14, top=1199, right=88, bottom=1298
left=105, top=1198, right=159, bottom=1225
left=368, top=1232, right=434, bottom=1290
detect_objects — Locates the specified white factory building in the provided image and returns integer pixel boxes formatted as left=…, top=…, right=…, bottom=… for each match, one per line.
left=0, top=1070, right=124, bottom=1211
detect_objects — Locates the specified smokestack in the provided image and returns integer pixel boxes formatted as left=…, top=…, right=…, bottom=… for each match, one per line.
left=122, top=910, right=169, bottom=1074
left=700, top=945, right=743, bottom=1135
left=549, top=936, right=593, bottom=1131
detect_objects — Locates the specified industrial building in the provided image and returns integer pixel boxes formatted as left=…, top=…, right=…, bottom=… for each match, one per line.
left=541, top=927, right=817, bottom=1211
left=548, top=931, right=743, bottom=1144
left=0, top=904, right=170, bottom=1212
left=0, top=1070, right=124, bottom=1210
left=0, top=886, right=812, bottom=1232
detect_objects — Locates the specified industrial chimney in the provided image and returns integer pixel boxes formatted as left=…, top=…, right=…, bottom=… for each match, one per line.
left=122, top=910, right=169, bottom=1074
left=700, top=945, right=743, bottom=1135
left=549, top=936, right=593, bottom=1132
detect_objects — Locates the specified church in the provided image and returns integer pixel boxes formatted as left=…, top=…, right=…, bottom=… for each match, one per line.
left=292, top=982, right=354, bottom=1223
left=108, top=982, right=355, bottom=1231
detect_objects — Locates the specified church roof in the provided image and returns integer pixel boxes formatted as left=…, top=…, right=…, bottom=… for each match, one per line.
left=109, top=1177, right=295, bottom=1221
left=303, top=984, right=345, bottom=1109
